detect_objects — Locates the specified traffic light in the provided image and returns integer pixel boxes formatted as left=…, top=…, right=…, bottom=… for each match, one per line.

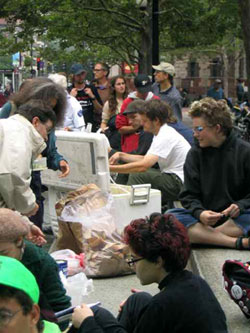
left=37, top=57, right=41, bottom=71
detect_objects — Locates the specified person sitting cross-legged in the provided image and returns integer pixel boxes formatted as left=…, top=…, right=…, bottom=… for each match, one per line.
left=68, top=213, right=227, bottom=333
left=110, top=99, right=191, bottom=209
left=169, top=97, right=250, bottom=249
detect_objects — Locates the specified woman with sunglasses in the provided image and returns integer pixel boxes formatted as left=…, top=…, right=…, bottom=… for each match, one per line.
left=100, top=75, right=128, bottom=150
left=69, top=213, right=227, bottom=333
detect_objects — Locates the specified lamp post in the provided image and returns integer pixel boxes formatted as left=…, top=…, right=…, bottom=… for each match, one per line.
left=152, top=0, right=159, bottom=67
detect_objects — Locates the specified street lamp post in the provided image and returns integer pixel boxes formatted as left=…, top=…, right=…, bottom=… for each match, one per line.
left=152, top=0, right=159, bottom=67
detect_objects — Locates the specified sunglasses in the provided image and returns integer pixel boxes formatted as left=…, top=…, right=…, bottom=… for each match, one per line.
left=193, top=125, right=214, bottom=133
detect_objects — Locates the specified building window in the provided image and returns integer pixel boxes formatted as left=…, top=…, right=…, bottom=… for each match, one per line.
left=188, top=61, right=199, bottom=78
left=210, top=58, right=222, bottom=78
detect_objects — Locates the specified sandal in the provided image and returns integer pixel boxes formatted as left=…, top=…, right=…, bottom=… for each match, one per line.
left=235, top=236, right=250, bottom=250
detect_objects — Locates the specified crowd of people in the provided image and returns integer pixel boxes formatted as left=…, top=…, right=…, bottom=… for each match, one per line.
left=0, top=60, right=249, bottom=332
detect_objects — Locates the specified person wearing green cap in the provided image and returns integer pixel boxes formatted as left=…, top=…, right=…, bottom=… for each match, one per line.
left=0, top=255, right=61, bottom=332
left=0, top=208, right=71, bottom=330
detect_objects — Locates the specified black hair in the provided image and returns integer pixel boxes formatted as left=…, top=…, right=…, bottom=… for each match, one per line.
left=0, top=285, right=44, bottom=332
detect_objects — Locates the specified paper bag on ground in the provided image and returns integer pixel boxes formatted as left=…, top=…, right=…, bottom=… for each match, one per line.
left=55, top=184, right=133, bottom=277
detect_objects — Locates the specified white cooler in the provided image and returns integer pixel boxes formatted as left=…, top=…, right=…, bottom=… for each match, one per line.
left=42, top=131, right=161, bottom=237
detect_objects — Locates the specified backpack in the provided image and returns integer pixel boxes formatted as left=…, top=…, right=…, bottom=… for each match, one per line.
left=222, top=259, right=250, bottom=318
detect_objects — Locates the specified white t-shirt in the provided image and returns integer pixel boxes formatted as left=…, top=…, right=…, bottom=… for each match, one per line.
left=146, top=124, right=190, bottom=181
left=64, top=93, right=85, bottom=130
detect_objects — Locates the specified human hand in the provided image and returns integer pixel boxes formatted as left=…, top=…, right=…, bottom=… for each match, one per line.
left=118, top=288, right=142, bottom=313
left=109, top=152, right=121, bottom=165
left=26, top=225, right=47, bottom=246
left=64, top=127, right=72, bottom=131
left=72, top=304, right=94, bottom=328
left=221, top=204, right=240, bottom=219
left=84, top=87, right=95, bottom=99
left=70, top=88, right=78, bottom=97
left=58, top=160, right=70, bottom=178
left=199, top=210, right=223, bottom=226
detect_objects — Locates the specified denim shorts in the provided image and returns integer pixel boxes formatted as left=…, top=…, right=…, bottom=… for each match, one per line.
left=168, top=208, right=250, bottom=236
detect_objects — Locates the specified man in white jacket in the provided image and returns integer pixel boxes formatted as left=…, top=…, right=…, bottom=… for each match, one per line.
left=0, top=100, right=56, bottom=220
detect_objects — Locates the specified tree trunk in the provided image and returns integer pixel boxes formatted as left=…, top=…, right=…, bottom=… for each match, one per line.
left=238, top=0, right=250, bottom=100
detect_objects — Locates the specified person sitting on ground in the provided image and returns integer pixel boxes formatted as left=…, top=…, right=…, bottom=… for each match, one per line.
left=0, top=255, right=61, bottom=332
left=115, top=74, right=159, bottom=153
left=101, top=75, right=128, bottom=150
left=169, top=97, right=250, bottom=250
left=0, top=208, right=71, bottom=330
left=49, top=73, right=85, bottom=131
left=110, top=99, right=190, bottom=209
left=68, top=213, right=227, bottom=333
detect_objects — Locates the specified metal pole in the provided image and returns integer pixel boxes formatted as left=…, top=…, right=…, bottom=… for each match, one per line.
left=152, top=0, right=159, bottom=77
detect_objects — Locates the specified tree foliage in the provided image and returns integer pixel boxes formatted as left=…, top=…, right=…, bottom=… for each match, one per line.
left=0, top=0, right=243, bottom=74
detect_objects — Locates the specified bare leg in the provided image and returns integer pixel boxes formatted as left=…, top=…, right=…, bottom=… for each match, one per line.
left=188, top=222, right=243, bottom=248
left=215, top=219, right=243, bottom=237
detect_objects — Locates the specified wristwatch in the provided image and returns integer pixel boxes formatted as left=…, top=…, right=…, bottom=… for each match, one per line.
left=90, top=96, right=96, bottom=101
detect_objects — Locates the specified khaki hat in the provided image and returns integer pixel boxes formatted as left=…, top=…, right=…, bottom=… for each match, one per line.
left=152, top=62, right=176, bottom=76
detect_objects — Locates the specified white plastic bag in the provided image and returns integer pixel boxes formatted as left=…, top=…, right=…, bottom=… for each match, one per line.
left=64, top=272, right=94, bottom=307
left=51, top=249, right=85, bottom=276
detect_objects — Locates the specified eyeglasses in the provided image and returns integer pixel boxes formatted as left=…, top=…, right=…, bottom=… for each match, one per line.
left=193, top=125, right=214, bottom=133
left=0, top=309, right=22, bottom=327
left=93, top=69, right=104, bottom=72
left=126, top=256, right=144, bottom=267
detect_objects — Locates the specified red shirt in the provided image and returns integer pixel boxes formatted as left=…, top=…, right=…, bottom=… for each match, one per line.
left=116, top=93, right=159, bottom=152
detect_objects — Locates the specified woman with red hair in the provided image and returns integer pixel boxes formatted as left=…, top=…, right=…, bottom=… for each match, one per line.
left=69, top=213, right=227, bottom=333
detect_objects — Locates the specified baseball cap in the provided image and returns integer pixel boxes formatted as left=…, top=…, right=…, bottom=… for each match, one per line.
left=0, top=255, right=39, bottom=303
left=123, top=99, right=146, bottom=115
left=215, top=79, right=222, bottom=84
left=70, top=63, right=86, bottom=75
left=152, top=62, right=176, bottom=76
left=134, top=74, right=152, bottom=93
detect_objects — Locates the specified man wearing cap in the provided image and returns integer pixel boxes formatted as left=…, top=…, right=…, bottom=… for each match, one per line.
left=152, top=62, right=183, bottom=121
left=116, top=74, right=159, bottom=153
left=207, top=79, right=225, bottom=100
left=0, top=255, right=61, bottom=332
left=110, top=99, right=190, bottom=209
left=69, top=63, right=103, bottom=132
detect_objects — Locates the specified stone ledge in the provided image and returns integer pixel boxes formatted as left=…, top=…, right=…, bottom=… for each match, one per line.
left=190, top=247, right=250, bottom=333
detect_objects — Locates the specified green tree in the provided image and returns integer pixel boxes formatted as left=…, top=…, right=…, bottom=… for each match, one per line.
left=0, top=0, right=243, bottom=77
left=238, top=0, right=250, bottom=99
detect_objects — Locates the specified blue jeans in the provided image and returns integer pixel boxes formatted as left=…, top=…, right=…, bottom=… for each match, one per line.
left=168, top=208, right=250, bottom=236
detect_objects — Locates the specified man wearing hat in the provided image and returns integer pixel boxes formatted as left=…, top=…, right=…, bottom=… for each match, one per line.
left=111, top=99, right=191, bottom=209
left=69, top=63, right=103, bottom=132
left=207, top=79, right=225, bottom=100
left=0, top=255, right=61, bottom=332
left=152, top=62, right=183, bottom=121
left=116, top=74, right=159, bottom=153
